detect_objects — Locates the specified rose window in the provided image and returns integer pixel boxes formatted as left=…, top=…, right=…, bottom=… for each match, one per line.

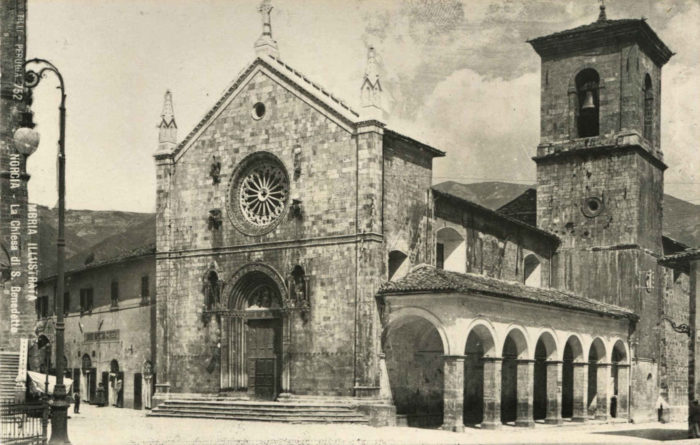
left=239, top=164, right=288, bottom=226
left=227, top=152, right=290, bottom=235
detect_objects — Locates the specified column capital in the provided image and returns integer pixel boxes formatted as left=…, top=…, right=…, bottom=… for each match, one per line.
left=596, top=362, right=612, bottom=367
left=572, top=361, right=588, bottom=367
left=442, top=354, right=466, bottom=361
left=545, top=360, right=563, bottom=365
left=516, top=358, right=535, bottom=364
left=615, top=362, right=631, bottom=368
left=481, top=356, right=503, bottom=362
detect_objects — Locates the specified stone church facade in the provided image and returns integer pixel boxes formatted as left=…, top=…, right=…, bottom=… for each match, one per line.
left=152, top=2, right=693, bottom=430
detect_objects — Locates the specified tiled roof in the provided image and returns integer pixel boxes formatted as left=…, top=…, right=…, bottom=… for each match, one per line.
left=531, top=18, right=638, bottom=41
left=40, top=244, right=155, bottom=282
left=496, top=188, right=537, bottom=227
left=379, top=264, right=636, bottom=320
left=659, top=248, right=700, bottom=273
left=662, top=247, right=700, bottom=262
left=40, top=217, right=156, bottom=280
left=432, top=188, right=559, bottom=244
left=384, top=129, right=445, bottom=158
left=528, top=18, right=673, bottom=66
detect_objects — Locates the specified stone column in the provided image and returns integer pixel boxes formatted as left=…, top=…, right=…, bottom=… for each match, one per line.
left=617, top=364, right=630, bottom=419
left=572, top=361, right=588, bottom=422
left=545, top=360, right=563, bottom=425
left=281, top=314, right=292, bottom=393
left=595, top=362, right=611, bottom=420
left=482, top=357, right=502, bottom=429
left=378, top=353, right=393, bottom=402
left=516, top=359, right=535, bottom=428
left=441, top=355, right=465, bottom=432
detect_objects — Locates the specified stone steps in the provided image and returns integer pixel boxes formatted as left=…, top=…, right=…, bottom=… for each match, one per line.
left=0, top=352, right=20, bottom=401
left=147, top=411, right=368, bottom=423
left=160, top=403, right=361, bottom=414
left=148, top=396, right=370, bottom=424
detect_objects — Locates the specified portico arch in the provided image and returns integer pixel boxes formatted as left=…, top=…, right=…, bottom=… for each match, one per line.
left=587, top=338, right=609, bottom=420
left=534, top=331, right=559, bottom=422
left=610, top=339, right=629, bottom=419
left=383, top=307, right=449, bottom=354
left=463, top=321, right=498, bottom=425
left=220, top=263, right=290, bottom=399
left=562, top=335, right=585, bottom=420
left=383, top=309, right=447, bottom=428
left=501, top=327, right=531, bottom=426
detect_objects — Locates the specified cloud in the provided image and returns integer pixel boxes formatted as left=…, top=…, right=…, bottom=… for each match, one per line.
left=659, top=1, right=700, bottom=202
left=406, top=69, right=540, bottom=184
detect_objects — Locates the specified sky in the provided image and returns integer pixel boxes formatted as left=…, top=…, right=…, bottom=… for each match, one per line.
left=25, top=0, right=700, bottom=212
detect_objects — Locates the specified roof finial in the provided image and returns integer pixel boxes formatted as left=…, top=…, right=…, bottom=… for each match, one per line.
left=255, top=0, right=279, bottom=58
left=158, top=90, right=177, bottom=153
left=365, top=46, right=379, bottom=87
left=597, top=0, right=607, bottom=21
left=360, top=46, right=385, bottom=122
left=160, top=90, right=176, bottom=128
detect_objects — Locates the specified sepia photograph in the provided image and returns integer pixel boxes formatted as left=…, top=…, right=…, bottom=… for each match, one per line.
left=1, top=0, right=699, bottom=443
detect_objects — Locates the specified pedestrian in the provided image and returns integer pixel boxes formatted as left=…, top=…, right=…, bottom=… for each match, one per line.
left=73, top=391, right=80, bottom=414
left=96, top=383, right=106, bottom=407
left=690, top=400, right=700, bottom=438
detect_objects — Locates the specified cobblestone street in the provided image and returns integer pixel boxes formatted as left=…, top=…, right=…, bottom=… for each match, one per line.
left=53, top=404, right=698, bottom=445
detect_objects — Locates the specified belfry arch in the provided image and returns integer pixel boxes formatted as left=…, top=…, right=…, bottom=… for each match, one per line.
left=220, top=263, right=291, bottom=399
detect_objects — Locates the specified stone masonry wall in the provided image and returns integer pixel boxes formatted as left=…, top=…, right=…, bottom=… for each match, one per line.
left=540, top=42, right=662, bottom=149
left=434, top=199, right=553, bottom=286
left=536, top=151, right=662, bottom=252
left=37, top=255, right=155, bottom=408
left=382, top=139, right=433, bottom=272
left=659, top=267, right=690, bottom=421
left=158, top=68, right=387, bottom=396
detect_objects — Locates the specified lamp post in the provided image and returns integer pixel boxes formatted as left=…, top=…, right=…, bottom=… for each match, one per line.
left=13, top=58, right=70, bottom=445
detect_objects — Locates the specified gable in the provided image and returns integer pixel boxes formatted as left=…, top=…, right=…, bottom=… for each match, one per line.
left=173, top=56, right=360, bottom=163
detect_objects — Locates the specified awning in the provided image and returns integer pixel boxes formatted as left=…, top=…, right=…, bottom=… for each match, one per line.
left=27, top=371, right=73, bottom=396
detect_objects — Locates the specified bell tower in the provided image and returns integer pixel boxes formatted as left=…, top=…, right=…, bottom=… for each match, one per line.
left=529, top=6, right=673, bottom=421
left=529, top=4, right=673, bottom=267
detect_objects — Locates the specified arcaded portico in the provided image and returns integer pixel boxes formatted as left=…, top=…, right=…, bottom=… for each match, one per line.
left=378, top=265, right=635, bottom=431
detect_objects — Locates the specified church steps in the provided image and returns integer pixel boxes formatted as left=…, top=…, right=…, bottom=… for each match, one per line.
left=147, top=411, right=368, bottom=423
left=153, top=404, right=363, bottom=415
left=151, top=407, right=366, bottom=418
left=161, top=399, right=360, bottom=409
left=147, top=397, right=370, bottom=424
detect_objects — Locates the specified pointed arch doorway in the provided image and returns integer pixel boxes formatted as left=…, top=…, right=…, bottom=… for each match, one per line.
left=220, top=264, right=291, bottom=400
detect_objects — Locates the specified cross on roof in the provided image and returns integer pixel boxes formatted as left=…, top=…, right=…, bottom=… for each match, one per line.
left=259, top=0, right=273, bottom=36
left=598, top=0, right=608, bottom=21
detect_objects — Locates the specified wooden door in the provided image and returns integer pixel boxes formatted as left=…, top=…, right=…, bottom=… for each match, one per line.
left=246, top=319, right=281, bottom=400
left=89, top=368, right=97, bottom=402
left=102, top=371, right=110, bottom=406
left=133, top=373, right=142, bottom=410
left=72, top=369, right=80, bottom=393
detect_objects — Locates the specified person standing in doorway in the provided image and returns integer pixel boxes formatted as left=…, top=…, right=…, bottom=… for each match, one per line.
left=73, top=391, right=80, bottom=414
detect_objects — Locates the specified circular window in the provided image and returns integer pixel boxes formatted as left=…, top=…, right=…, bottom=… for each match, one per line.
left=227, top=152, right=289, bottom=235
left=581, top=197, right=604, bottom=218
left=252, top=102, right=266, bottom=120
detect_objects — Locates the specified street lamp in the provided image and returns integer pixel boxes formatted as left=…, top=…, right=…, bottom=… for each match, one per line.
left=13, top=58, right=70, bottom=445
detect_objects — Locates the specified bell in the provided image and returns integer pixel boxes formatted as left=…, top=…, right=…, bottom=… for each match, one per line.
left=581, top=90, right=595, bottom=110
